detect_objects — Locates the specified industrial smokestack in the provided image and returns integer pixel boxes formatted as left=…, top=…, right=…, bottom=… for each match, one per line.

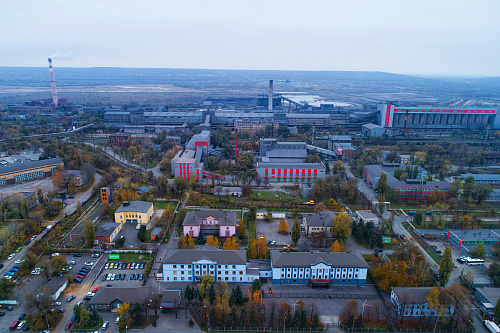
left=48, top=58, right=59, bottom=108
left=268, top=80, right=273, bottom=111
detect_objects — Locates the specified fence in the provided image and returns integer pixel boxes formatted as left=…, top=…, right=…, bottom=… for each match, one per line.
left=210, top=326, right=326, bottom=333
left=263, top=292, right=376, bottom=300
left=340, top=326, right=473, bottom=333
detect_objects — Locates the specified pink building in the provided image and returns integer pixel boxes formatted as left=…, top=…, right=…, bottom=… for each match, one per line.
left=182, top=210, right=237, bottom=238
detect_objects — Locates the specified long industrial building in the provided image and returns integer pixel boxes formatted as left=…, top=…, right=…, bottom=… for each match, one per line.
left=378, top=104, right=500, bottom=130
left=0, top=157, right=64, bottom=186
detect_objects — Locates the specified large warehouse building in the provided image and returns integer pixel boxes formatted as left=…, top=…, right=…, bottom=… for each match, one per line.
left=378, top=104, right=500, bottom=130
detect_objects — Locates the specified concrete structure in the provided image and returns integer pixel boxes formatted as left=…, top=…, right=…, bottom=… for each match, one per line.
left=186, top=130, right=211, bottom=155
left=182, top=210, right=237, bottom=238
left=63, top=170, right=83, bottom=187
left=390, top=287, right=447, bottom=317
left=95, top=223, right=123, bottom=244
left=303, top=211, right=336, bottom=237
left=447, top=229, right=500, bottom=258
left=270, top=251, right=368, bottom=286
left=160, top=289, right=182, bottom=309
left=42, top=276, right=68, bottom=301
left=356, top=210, right=380, bottom=226
left=271, top=211, right=286, bottom=219
left=268, top=80, right=273, bottom=111
left=212, top=187, right=242, bottom=197
left=100, top=187, right=111, bottom=205
left=161, top=246, right=258, bottom=283
left=461, top=173, right=500, bottom=185
left=171, top=131, right=210, bottom=181
left=256, top=209, right=267, bottom=220
left=362, top=123, right=385, bottom=138
left=0, top=157, right=63, bottom=186
left=235, top=120, right=279, bottom=135
left=378, top=104, right=500, bottom=130
left=109, top=133, right=130, bottom=146
left=114, top=201, right=154, bottom=225
left=475, top=287, right=500, bottom=317
left=20, top=192, right=38, bottom=209
left=363, top=164, right=448, bottom=202
left=88, top=287, right=152, bottom=312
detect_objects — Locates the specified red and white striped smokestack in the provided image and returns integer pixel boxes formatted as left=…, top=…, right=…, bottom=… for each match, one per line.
left=48, top=58, right=59, bottom=108
left=268, top=80, right=273, bottom=111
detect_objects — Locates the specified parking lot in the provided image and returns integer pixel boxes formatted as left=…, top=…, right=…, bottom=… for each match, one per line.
left=117, top=224, right=143, bottom=248
left=256, top=218, right=293, bottom=246
left=98, top=260, right=147, bottom=287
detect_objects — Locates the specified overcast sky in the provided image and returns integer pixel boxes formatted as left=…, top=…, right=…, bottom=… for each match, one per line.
left=2, top=0, right=499, bottom=76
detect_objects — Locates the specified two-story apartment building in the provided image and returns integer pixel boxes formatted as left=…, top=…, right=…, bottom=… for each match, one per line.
left=114, top=201, right=154, bottom=225
left=161, top=246, right=258, bottom=283
left=270, top=251, right=368, bottom=286
left=182, top=210, right=237, bottom=238
left=303, top=211, right=336, bottom=237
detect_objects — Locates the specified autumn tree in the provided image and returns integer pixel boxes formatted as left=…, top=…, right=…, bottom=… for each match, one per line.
left=238, top=218, right=246, bottom=235
left=116, top=302, right=130, bottom=320
left=51, top=169, right=65, bottom=190
left=80, top=308, right=90, bottom=327
left=247, top=240, right=257, bottom=259
left=200, top=275, right=214, bottom=296
left=187, top=236, right=196, bottom=249
left=83, top=220, right=95, bottom=248
left=291, top=217, right=301, bottom=245
left=332, top=213, right=352, bottom=242
left=206, top=235, right=219, bottom=247
left=377, top=173, right=387, bottom=198
left=330, top=240, right=345, bottom=252
left=278, top=219, right=290, bottom=235
left=256, top=237, right=268, bottom=259
left=222, top=236, right=239, bottom=250
left=341, top=300, right=359, bottom=327
left=439, top=247, right=453, bottom=287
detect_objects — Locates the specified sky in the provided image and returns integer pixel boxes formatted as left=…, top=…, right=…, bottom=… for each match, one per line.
left=1, top=0, right=500, bottom=76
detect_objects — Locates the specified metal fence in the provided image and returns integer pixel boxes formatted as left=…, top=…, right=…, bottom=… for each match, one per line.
left=340, top=325, right=473, bottom=333
left=210, top=326, right=326, bottom=333
left=263, top=292, right=376, bottom=300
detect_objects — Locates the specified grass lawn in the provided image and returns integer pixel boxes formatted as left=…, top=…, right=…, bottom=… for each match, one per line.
left=251, top=191, right=297, bottom=201
left=153, top=201, right=177, bottom=210
left=247, top=219, right=256, bottom=240
left=73, top=317, right=104, bottom=332
left=107, top=252, right=152, bottom=262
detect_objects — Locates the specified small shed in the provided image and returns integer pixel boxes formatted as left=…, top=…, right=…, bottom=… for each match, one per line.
left=151, top=227, right=162, bottom=241
left=42, top=276, right=68, bottom=301
left=256, top=209, right=267, bottom=220
left=271, top=211, right=286, bottom=219
left=356, top=210, right=380, bottom=226
left=160, top=289, right=181, bottom=310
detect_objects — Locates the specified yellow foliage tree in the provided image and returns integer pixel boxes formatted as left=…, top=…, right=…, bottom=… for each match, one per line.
left=178, top=235, right=187, bottom=249
left=278, top=219, right=290, bottom=235
left=206, top=235, right=219, bottom=247
left=256, top=237, right=268, bottom=259
left=330, top=240, right=346, bottom=252
left=187, top=236, right=196, bottom=249
left=247, top=240, right=257, bottom=259
left=116, top=302, right=130, bottom=318
left=222, top=236, right=239, bottom=250
left=251, top=290, right=261, bottom=303
left=238, top=219, right=246, bottom=234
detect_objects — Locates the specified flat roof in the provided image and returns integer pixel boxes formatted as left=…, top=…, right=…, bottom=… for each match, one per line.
left=461, top=173, right=500, bottom=181
left=392, top=287, right=432, bottom=304
left=96, top=223, right=121, bottom=237
left=448, top=229, right=500, bottom=242
left=271, top=251, right=368, bottom=268
left=115, top=201, right=153, bottom=214
left=164, top=248, right=246, bottom=265
left=0, top=157, right=63, bottom=175
left=356, top=210, right=379, bottom=220
left=477, top=287, right=500, bottom=305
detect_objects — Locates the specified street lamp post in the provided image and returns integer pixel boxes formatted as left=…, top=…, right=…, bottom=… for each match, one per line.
left=283, top=316, right=286, bottom=333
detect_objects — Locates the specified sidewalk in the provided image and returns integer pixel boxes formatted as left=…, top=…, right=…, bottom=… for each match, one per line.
left=129, top=311, right=202, bottom=333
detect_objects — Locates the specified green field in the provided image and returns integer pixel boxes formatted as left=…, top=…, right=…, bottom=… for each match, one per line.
left=153, top=201, right=177, bottom=210
left=107, top=252, right=151, bottom=262
left=251, top=191, right=297, bottom=201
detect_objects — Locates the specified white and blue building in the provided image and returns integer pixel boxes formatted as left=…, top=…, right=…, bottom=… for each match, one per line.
left=270, top=251, right=368, bottom=286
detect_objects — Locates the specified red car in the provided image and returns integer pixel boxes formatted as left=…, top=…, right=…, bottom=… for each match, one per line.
left=65, top=322, right=73, bottom=330
left=93, top=287, right=99, bottom=293
left=74, top=274, right=84, bottom=279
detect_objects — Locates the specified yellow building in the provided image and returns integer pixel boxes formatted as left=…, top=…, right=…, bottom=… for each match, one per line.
left=114, top=201, right=154, bottom=225
left=0, top=158, right=64, bottom=186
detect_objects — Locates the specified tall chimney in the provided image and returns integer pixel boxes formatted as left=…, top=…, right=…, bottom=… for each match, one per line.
left=48, top=58, right=59, bottom=108
left=268, top=80, right=273, bottom=111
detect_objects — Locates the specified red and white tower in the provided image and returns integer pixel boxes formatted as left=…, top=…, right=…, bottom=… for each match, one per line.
left=48, top=58, right=59, bottom=108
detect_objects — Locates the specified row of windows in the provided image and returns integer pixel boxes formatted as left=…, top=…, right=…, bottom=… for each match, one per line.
left=172, top=270, right=243, bottom=275
left=0, top=178, right=6, bottom=185
left=172, top=264, right=238, bottom=269
left=282, top=273, right=358, bottom=279
left=166, top=276, right=253, bottom=282
left=14, top=170, right=44, bottom=182
left=282, top=267, right=359, bottom=273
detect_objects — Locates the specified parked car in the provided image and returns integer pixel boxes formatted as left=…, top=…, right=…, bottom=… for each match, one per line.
left=54, top=301, right=62, bottom=306
left=77, top=301, right=84, bottom=307
left=6, top=305, right=14, bottom=311
left=102, top=274, right=108, bottom=281
left=65, top=322, right=73, bottom=330
left=59, top=308, right=65, bottom=313
left=68, top=260, right=76, bottom=265
left=74, top=277, right=83, bottom=283
left=140, top=263, right=145, bottom=269
left=121, top=274, right=126, bottom=280
left=109, top=263, right=115, bottom=269
left=24, top=241, right=30, bottom=246
left=104, top=262, right=110, bottom=269
left=91, top=253, right=100, bottom=258
left=101, top=321, right=109, bottom=330
left=130, top=273, right=135, bottom=280
left=126, top=263, right=131, bottom=269
left=70, top=316, right=76, bottom=322
left=73, top=253, right=82, bottom=257
left=66, top=295, right=76, bottom=302
left=93, top=287, right=99, bottom=293
left=14, top=259, right=25, bottom=264
left=0, top=311, right=5, bottom=316
left=7, top=254, right=15, bottom=260
left=15, top=247, right=22, bottom=253
left=138, top=273, right=143, bottom=280
left=18, top=314, right=26, bottom=320
left=84, top=261, right=94, bottom=266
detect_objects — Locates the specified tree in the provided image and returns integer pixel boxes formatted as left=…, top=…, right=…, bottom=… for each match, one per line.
left=393, top=168, right=402, bottom=180
left=495, top=299, right=500, bottom=323
left=238, top=218, right=246, bottom=235
left=197, top=232, right=206, bottom=245
left=0, top=278, right=14, bottom=299
left=341, top=300, right=359, bottom=327
left=489, top=262, right=500, bottom=285
left=414, top=211, right=424, bottom=227
left=116, top=302, right=130, bottom=319
left=256, top=237, right=268, bottom=259
left=222, top=237, right=239, bottom=250
left=427, top=287, right=447, bottom=332
left=206, top=235, right=219, bottom=247
left=24, top=287, right=56, bottom=331
left=200, top=275, right=214, bottom=296
left=51, top=169, right=65, bottom=190
left=173, top=176, right=189, bottom=198
left=469, top=242, right=486, bottom=259
left=247, top=240, right=257, bottom=259
left=330, top=240, right=345, bottom=252
left=73, top=304, right=83, bottom=322
left=51, top=254, right=68, bottom=274
left=428, top=190, right=445, bottom=204
left=80, top=308, right=90, bottom=327
left=377, top=173, right=387, bottom=197
left=278, top=219, right=290, bottom=235
left=291, top=217, right=301, bottom=245
left=76, top=200, right=83, bottom=215
left=447, top=179, right=463, bottom=198
left=332, top=213, right=352, bottom=242
left=83, top=220, right=95, bottom=248
left=137, top=225, right=146, bottom=243
left=439, top=247, right=453, bottom=287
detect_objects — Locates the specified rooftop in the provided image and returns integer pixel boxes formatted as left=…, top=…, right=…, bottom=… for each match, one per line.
left=356, top=210, right=379, bottom=220
left=461, top=173, right=500, bottom=181
left=448, top=229, right=500, bottom=242
left=305, top=211, right=336, bottom=227
left=164, top=248, right=246, bottom=265
left=42, top=276, right=67, bottom=294
left=329, top=135, right=352, bottom=141
left=0, top=157, right=63, bottom=175
left=96, top=223, right=121, bottom=237
left=477, top=287, right=500, bottom=305
left=89, top=286, right=151, bottom=305
left=362, top=123, right=382, bottom=129
left=270, top=251, right=368, bottom=268
left=115, top=201, right=153, bottom=214
left=392, top=287, right=432, bottom=304
left=182, top=209, right=237, bottom=226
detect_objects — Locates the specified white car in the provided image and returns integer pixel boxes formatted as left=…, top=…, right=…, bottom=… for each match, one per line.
left=30, top=236, right=36, bottom=241
left=51, top=253, right=61, bottom=258
left=4, top=275, right=12, bottom=280
left=91, top=253, right=100, bottom=258
left=54, top=301, right=62, bottom=306
left=15, top=259, right=25, bottom=264
left=87, top=292, right=95, bottom=297
left=31, top=268, right=41, bottom=275
left=84, top=261, right=94, bottom=266
left=7, top=254, right=15, bottom=260
left=68, top=260, right=76, bottom=265
left=102, top=321, right=109, bottom=330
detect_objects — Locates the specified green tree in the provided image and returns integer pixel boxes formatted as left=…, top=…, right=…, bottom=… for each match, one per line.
left=0, top=278, right=14, bottom=299
left=412, top=166, right=419, bottom=179
left=291, top=217, right=301, bottom=245
left=393, top=168, right=402, bottom=180
left=414, top=211, right=424, bottom=227
left=439, top=247, right=453, bottom=286
left=488, top=262, right=500, bottom=285
left=495, top=299, right=500, bottom=322
left=252, top=279, right=262, bottom=292
left=73, top=304, right=83, bottom=322
left=377, top=173, right=387, bottom=197
left=207, top=156, right=219, bottom=172
left=137, top=225, right=146, bottom=242
left=197, top=232, right=206, bottom=245
left=80, top=308, right=90, bottom=326
left=84, top=220, right=95, bottom=248
left=469, top=242, right=486, bottom=259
